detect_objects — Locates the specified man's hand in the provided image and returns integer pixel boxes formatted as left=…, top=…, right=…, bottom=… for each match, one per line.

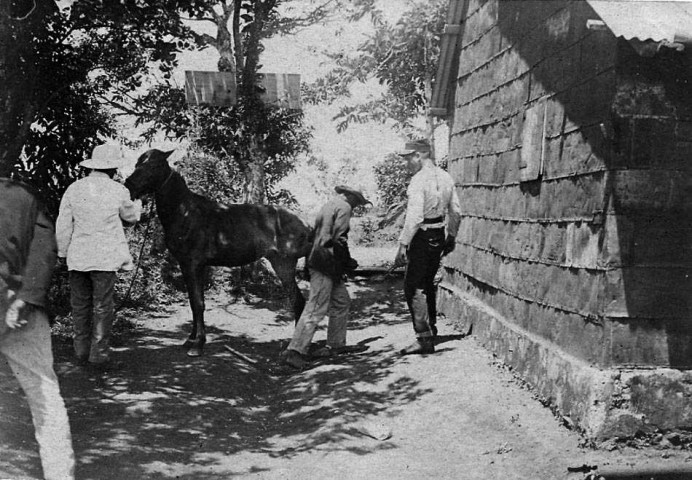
left=346, top=257, right=358, bottom=272
left=394, top=244, right=408, bottom=267
left=5, top=293, right=27, bottom=329
left=442, top=235, right=456, bottom=256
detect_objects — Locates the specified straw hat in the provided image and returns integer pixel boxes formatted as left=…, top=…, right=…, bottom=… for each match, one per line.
left=335, top=185, right=371, bottom=206
left=397, top=138, right=431, bottom=157
left=79, top=144, right=124, bottom=170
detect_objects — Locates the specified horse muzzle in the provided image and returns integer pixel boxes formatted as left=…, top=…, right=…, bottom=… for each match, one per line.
left=124, top=180, right=143, bottom=200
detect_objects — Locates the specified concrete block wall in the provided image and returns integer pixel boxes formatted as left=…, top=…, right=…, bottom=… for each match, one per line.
left=439, top=0, right=692, bottom=437
left=443, top=0, right=618, bottom=365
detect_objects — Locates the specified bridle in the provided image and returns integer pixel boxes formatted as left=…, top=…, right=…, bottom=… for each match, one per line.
left=155, top=169, right=175, bottom=194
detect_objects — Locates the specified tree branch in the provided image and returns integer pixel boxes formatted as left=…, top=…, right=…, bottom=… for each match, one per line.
left=8, top=0, right=36, bottom=20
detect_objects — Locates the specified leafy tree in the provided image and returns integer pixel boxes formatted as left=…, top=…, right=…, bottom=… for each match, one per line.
left=0, top=0, right=203, bottom=213
left=136, top=81, right=310, bottom=205
left=374, top=153, right=413, bottom=209
left=1, top=0, right=383, bottom=210
left=303, top=0, right=448, bottom=149
left=133, top=0, right=377, bottom=204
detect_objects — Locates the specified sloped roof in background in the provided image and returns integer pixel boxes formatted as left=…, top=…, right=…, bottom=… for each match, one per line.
left=587, top=0, right=692, bottom=44
left=431, top=0, right=692, bottom=116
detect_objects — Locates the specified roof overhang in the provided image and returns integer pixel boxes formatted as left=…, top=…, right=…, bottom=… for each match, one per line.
left=430, top=0, right=468, bottom=117
left=587, top=0, right=692, bottom=56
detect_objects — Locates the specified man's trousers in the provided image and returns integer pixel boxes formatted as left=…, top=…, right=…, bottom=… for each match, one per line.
left=288, top=269, right=350, bottom=355
left=69, top=270, right=117, bottom=364
left=0, top=307, right=75, bottom=480
left=404, top=228, right=445, bottom=337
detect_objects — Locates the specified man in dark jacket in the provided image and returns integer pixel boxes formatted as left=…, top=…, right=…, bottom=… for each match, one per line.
left=279, top=185, right=370, bottom=369
left=0, top=178, right=75, bottom=480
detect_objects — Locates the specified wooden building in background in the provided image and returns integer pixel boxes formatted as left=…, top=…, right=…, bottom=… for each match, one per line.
left=432, top=0, right=692, bottom=438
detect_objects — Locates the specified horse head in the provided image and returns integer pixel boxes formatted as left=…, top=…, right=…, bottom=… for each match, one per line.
left=125, top=149, right=175, bottom=199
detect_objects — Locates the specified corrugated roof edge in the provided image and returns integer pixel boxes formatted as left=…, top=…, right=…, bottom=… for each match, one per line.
left=587, top=0, right=692, bottom=45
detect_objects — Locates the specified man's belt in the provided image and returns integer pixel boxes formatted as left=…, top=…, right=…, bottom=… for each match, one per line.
left=420, top=216, right=445, bottom=230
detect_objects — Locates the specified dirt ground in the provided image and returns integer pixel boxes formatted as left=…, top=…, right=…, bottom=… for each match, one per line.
left=3, top=252, right=692, bottom=479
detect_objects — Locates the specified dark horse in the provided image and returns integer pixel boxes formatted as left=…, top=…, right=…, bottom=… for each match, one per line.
left=125, top=149, right=312, bottom=356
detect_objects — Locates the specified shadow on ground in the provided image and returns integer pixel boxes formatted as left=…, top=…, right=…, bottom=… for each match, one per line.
left=0, top=274, right=441, bottom=479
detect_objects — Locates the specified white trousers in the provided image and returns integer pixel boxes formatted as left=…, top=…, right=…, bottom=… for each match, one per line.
left=288, top=269, right=351, bottom=355
left=0, top=308, right=75, bottom=480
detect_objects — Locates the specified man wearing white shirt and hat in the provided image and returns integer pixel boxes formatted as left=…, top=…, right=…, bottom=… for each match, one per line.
left=394, top=138, right=461, bottom=355
left=56, top=143, right=141, bottom=370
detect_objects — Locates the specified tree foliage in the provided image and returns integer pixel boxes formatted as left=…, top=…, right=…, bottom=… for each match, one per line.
left=2, top=0, right=344, bottom=212
left=373, top=153, right=412, bottom=209
left=135, top=78, right=311, bottom=206
left=132, top=0, right=350, bottom=204
left=302, top=0, right=447, bottom=135
left=1, top=0, right=203, bottom=214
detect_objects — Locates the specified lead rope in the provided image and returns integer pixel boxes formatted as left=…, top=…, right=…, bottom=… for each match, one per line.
left=115, top=200, right=155, bottom=313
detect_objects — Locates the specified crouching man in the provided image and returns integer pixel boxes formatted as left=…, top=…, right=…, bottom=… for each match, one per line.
left=280, top=185, right=371, bottom=369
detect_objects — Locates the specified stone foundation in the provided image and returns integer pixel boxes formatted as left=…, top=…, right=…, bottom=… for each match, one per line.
left=439, top=281, right=692, bottom=440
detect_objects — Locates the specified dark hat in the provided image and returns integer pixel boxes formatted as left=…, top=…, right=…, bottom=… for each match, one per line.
left=335, top=185, right=371, bottom=206
left=397, top=138, right=431, bottom=156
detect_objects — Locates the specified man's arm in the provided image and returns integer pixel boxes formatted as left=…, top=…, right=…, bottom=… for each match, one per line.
left=119, top=186, right=142, bottom=225
left=443, top=182, right=462, bottom=256
left=398, top=178, right=424, bottom=247
left=17, top=209, right=57, bottom=308
left=447, top=185, right=461, bottom=238
left=395, top=179, right=424, bottom=266
left=55, top=193, right=73, bottom=258
left=330, top=204, right=351, bottom=243
left=119, top=200, right=142, bottom=225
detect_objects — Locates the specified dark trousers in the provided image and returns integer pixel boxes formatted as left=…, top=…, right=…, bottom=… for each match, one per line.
left=404, top=228, right=445, bottom=337
left=69, top=270, right=116, bottom=364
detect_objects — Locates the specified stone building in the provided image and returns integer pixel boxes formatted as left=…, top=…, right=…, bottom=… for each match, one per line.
left=431, top=0, right=692, bottom=438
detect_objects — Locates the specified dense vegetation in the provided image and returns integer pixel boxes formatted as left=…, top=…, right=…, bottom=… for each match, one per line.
left=2, top=1, right=447, bottom=330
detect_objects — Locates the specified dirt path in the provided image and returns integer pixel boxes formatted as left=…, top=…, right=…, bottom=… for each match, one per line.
left=2, top=273, right=692, bottom=479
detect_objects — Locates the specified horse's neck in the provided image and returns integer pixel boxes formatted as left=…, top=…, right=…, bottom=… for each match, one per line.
left=154, top=172, right=190, bottom=226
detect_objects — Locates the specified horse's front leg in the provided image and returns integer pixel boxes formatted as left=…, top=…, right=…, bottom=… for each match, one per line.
left=181, top=262, right=206, bottom=357
left=268, top=255, right=305, bottom=323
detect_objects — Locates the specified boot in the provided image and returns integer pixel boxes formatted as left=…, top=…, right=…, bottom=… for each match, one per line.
left=279, top=349, right=307, bottom=369
left=400, top=337, right=435, bottom=355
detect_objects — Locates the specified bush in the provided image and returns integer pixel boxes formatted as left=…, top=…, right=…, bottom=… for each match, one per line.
left=374, top=153, right=412, bottom=210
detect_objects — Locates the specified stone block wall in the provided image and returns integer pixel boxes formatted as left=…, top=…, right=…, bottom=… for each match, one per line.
left=439, top=0, right=692, bottom=436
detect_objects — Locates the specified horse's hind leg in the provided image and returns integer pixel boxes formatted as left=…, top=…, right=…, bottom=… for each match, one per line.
left=268, top=255, right=305, bottom=322
left=180, top=261, right=207, bottom=357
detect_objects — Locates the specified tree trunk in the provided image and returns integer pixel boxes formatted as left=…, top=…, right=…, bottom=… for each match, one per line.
left=242, top=159, right=266, bottom=204
left=237, top=0, right=274, bottom=205
left=215, top=9, right=235, bottom=73
left=241, top=138, right=266, bottom=204
left=0, top=1, right=43, bottom=177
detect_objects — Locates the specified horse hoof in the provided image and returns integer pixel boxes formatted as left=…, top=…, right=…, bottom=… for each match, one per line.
left=187, top=348, right=203, bottom=357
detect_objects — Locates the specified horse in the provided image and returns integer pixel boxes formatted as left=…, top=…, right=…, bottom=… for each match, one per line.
left=124, top=149, right=312, bottom=357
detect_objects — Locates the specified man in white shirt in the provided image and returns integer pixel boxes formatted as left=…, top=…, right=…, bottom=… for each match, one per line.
left=56, top=144, right=141, bottom=370
left=394, top=138, right=461, bottom=355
